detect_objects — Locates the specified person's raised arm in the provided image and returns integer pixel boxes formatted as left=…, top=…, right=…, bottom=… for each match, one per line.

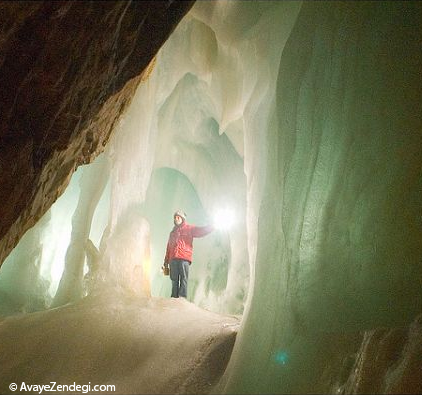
left=191, top=224, right=214, bottom=238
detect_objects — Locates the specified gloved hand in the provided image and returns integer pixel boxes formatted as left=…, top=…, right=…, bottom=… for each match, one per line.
left=162, top=263, right=169, bottom=275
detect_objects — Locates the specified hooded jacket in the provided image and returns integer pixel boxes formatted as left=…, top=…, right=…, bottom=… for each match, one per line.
left=164, top=221, right=214, bottom=264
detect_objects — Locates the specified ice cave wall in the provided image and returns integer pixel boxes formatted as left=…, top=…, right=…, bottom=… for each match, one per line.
left=218, top=1, right=422, bottom=394
left=0, top=0, right=194, bottom=266
left=0, top=1, right=421, bottom=393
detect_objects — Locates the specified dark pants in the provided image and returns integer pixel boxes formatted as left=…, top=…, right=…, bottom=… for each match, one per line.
left=170, top=259, right=190, bottom=298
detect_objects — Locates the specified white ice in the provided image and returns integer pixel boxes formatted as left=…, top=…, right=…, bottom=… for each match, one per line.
left=0, top=1, right=421, bottom=394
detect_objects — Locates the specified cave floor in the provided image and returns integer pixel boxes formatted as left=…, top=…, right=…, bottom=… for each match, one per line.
left=0, top=292, right=239, bottom=394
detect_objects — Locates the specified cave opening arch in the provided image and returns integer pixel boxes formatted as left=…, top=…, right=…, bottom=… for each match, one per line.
left=140, top=166, right=247, bottom=316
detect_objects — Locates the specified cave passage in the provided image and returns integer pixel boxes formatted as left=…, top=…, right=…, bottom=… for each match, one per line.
left=0, top=1, right=421, bottom=394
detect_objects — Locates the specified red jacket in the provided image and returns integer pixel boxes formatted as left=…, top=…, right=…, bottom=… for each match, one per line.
left=164, top=222, right=214, bottom=264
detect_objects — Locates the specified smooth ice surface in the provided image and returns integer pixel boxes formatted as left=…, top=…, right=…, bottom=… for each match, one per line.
left=216, top=2, right=422, bottom=394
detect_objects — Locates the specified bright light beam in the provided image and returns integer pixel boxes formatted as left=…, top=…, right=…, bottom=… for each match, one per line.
left=212, top=208, right=235, bottom=231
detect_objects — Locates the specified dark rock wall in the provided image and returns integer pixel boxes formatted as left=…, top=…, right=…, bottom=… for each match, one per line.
left=332, top=314, right=422, bottom=394
left=0, top=0, right=194, bottom=265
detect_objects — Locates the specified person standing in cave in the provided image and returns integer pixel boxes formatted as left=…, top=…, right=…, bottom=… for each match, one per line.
left=163, top=210, right=214, bottom=298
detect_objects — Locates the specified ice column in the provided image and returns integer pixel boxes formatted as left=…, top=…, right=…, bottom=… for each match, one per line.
left=220, top=2, right=422, bottom=393
left=90, top=74, right=159, bottom=297
left=52, top=155, right=109, bottom=307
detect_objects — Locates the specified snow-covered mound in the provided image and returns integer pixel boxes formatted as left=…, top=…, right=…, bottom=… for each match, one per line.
left=0, top=292, right=239, bottom=394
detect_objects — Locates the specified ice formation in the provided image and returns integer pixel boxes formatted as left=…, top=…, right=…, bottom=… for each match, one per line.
left=0, top=0, right=421, bottom=393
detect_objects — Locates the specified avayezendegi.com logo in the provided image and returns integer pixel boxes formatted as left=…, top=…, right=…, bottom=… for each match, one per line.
left=9, top=382, right=116, bottom=394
